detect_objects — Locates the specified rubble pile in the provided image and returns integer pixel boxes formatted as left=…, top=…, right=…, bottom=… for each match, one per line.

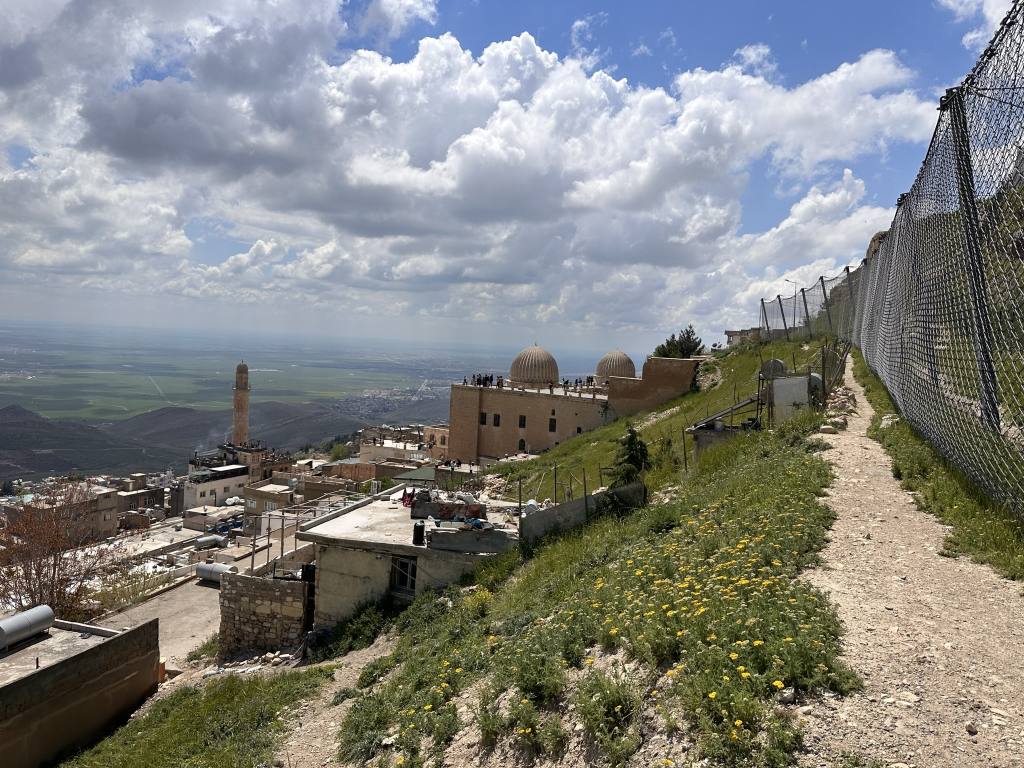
left=820, top=385, right=857, bottom=434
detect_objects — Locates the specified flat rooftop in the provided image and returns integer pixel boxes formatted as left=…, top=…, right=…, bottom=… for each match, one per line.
left=453, top=383, right=609, bottom=401
left=0, top=626, right=112, bottom=687
left=257, top=483, right=291, bottom=494
left=299, top=492, right=518, bottom=556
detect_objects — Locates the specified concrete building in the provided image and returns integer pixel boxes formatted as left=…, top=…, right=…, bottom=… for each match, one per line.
left=233, top=361, right=250, bottom=445
left=13, top=481, right=119, bottom=542
left=243, top=479, right=295, bottom=535
left=725, top=328, right=763, bottom=347
left=115, top=485, right=165, bottom=514
left=183, top=503, right=244, bottom=532
left=448, top=345, right=699, bottom=463
left=0, top=616, right=160, bottom=768
left=183, top=464, right=249, bottom=508
left=297, top=490, right=518, bottom=626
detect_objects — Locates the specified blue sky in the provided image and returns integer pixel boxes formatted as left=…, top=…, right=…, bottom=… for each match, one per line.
left=0, top=0, right=1009, bottom=352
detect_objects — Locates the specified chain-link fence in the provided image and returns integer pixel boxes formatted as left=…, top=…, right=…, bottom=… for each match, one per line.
left=759, top=1, right=1024, bottom=516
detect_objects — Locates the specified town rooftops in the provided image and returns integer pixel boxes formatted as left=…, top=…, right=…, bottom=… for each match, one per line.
left=256, top=483, right=291, bottom=494
left=298, top=493, right=519, bottom=557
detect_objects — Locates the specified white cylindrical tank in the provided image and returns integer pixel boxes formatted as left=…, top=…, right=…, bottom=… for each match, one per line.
left=196, top=562, right=238, bottom=584
left=0, top=604, right=55, bottom=650
left=195, top=534, right=227, bottom=549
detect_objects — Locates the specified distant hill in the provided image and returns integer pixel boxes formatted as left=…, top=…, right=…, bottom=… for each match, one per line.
left=0, top=404, right=181, bottom=480
left=0, top=392, right=452, bottom=480
left=101, top=401, right=373, bottom=454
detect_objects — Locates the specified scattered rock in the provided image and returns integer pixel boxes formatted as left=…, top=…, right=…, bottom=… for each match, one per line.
left=880, top=414, right=901, bottom=429
left=966, top=721, right=979, bottom=735
left=820, top=425, right=839, bottom=434
left=778, top=687, right=797, bottom=705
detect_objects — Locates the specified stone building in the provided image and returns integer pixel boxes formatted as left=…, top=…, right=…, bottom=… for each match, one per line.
left=448, top=345, right=699, bottom=463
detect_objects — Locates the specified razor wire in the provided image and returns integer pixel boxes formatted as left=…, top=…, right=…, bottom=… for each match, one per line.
left=759, top=0, right=1024, bottom=516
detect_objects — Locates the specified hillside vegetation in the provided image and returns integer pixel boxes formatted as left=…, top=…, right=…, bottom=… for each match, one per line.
left=64, top=342, right=854, bottom=768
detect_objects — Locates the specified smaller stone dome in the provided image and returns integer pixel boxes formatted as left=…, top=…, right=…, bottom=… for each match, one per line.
left=510, top=345, right=559, bottom=387
left=596, top=349, right=636, bottom=383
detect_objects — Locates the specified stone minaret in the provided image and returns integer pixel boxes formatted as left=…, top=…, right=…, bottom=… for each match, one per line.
left=233, top=361, right=250, bottom=445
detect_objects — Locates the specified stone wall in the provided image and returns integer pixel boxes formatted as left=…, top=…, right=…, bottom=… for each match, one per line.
left=0, top=620, right=159, bottom=768
left=219, top=573, right=310, bottom=656
left=607, top=357, right=699, bottom=417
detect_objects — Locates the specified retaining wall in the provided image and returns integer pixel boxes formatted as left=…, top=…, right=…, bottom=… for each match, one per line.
left=219, top=573, right=310, bottom=655
left=519, top=481, right=646, bottom=547
left=0, top=619, right=160, bottom=768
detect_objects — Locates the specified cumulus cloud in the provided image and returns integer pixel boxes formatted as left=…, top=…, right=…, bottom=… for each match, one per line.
left=936, top=0, right=1012, bottom=48
left=0, top=2, right=939, bottom=345
left=362, top=0, right=438, bottom=41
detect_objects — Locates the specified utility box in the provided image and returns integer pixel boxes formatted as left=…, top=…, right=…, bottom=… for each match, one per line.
left=771, top=375, right=810, bottom=424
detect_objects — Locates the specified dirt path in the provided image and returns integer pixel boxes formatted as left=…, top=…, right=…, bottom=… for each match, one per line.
left=797, top=367, right=1024, bottom=767
left=276, top=634, right=396, bottom=768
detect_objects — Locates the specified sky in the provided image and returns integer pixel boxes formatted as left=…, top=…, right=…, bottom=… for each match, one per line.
left=0, top=0, right=1013, bottom=355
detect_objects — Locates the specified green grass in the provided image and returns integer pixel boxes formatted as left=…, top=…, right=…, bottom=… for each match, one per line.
left=185, top=632, right=220, bottom=664
left=852, top=350, right=1024, bottom=580
left=64, top=667, right=333, bottom=768
left=337, top=379, right=859, bottom=767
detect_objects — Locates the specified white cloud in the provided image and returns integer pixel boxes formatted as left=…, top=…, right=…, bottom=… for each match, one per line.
left=936, top=0, right=1012, bottom=48
left=569, top=12, right=609, bottom=71
left=731, top=43, right=778, bottom=80
left=0, top=4, right=938, bottom=346
left=362, top=0, right=438, bottom=41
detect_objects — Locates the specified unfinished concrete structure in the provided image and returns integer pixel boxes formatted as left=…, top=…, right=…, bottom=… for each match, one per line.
left=448, top=345, right=699, bottom=463
left=297, top=490, right=518, bottom=627
left=0, top=617, right=160, bottom=768
left=233, top=360, right=250, bottom=445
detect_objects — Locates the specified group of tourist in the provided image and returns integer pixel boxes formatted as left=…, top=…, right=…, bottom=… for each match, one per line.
left=464, top=373, right=505, bottom=388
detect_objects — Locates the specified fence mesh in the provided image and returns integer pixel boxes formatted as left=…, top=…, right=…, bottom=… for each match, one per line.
left=759, top=0, right=1024, bottom=516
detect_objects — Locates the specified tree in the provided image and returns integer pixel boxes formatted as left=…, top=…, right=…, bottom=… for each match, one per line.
left=0, top=478, right=123, bottom=620
left=0, top=479, right=14, bottom=496
left=609, top=426, right=650, bottom=487
left=654, top=324, right=705, bottom=358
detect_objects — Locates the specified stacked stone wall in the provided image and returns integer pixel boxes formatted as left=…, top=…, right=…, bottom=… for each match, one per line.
left=219, top=572, right=309, bottom=656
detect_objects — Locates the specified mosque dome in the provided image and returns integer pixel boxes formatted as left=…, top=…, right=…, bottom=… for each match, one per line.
left=510, top=345, right=559, bottom=387
left=596, top=349, right=636, bottom=382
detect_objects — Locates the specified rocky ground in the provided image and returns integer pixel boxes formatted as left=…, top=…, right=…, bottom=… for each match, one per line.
left=796, top=367, right=1024, bottom=767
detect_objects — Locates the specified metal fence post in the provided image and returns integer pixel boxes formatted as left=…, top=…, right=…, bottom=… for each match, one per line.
left=800, top=288, right=812, bottom=339
left=776, top=295, right=791, bottom=341
left=819, top=276, right=834, bottom=335
left=761, top=299, right=770, bottom=338
left=942, top=85, right=1001, bottom=430
left=844, top=266, right=855, bottom=339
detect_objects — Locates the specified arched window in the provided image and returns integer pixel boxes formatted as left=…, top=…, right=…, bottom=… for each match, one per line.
left=518, top=438, right=526, bottom=451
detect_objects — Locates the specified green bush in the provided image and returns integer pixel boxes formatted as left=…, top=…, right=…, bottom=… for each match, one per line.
left=574, top=671, right=642, bottom=766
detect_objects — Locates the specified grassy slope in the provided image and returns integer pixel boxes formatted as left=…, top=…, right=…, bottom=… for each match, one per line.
left=65, top=667, right=333, bottom=768
left=338, top=343, right=858, bottom=767
left=61, top=342, right=848, bottom=768
left=852, top=350, right=1024, bottom=580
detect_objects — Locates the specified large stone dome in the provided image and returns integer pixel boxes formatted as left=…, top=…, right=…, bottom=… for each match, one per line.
left=510, top=345, right=559, bottom=387
left=596, top=349, right=636, bottom=382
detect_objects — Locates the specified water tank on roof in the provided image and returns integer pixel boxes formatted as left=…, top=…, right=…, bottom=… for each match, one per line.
left=196, top=562, right=237, bottom=584
left=760, top=358, right=786, bottom=379
left=0, top=604, right=55, bottom=651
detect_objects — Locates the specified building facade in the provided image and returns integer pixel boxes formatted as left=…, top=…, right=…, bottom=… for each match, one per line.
left=448, top=346, right=699, bottom=463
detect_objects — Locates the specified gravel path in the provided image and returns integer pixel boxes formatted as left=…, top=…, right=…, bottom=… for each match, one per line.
left=276, top=634, right=396, bottom=768
left=797, top=367, right=1024, bottom=767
